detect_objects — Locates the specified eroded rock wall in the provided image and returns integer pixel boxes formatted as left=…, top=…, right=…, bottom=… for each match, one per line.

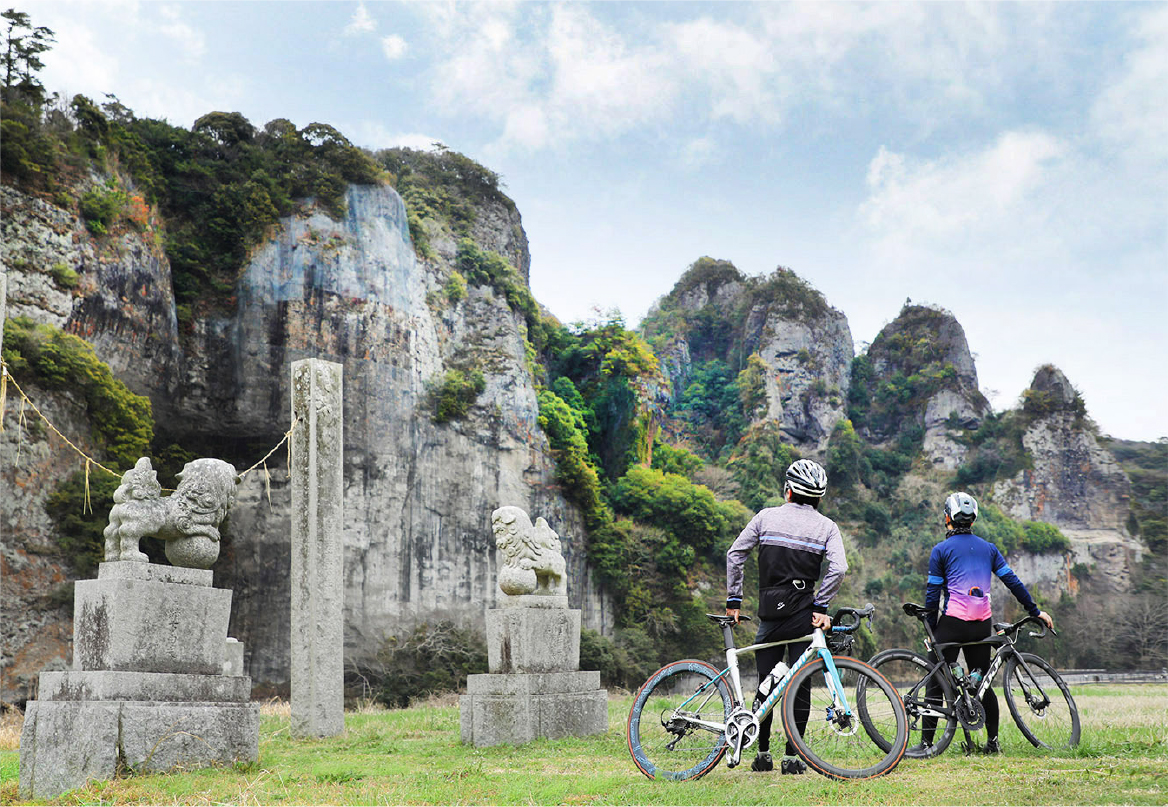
left=992, top=366, right=1139, bottom=594
left=1, top=179, right=610, bottom=701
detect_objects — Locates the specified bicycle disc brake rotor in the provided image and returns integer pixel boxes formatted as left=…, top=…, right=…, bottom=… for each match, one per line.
left=825, top=706, right=859, bottom=736
left=955, top=697, right=986, bottom=731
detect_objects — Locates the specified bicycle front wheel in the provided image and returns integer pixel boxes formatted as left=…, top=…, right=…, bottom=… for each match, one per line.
left=865, top=648, right=957, bottom=758
left=781, top=655, right=908, bottom=780
left=626, top=659, right=733, bottom=781
left=1003, top=652, right=1080, bottom=750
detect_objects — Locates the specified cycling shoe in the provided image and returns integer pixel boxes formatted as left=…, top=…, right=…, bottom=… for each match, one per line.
left=751, top=752, right=773, bottom=772
left=780, top=756, right=807, bottom=775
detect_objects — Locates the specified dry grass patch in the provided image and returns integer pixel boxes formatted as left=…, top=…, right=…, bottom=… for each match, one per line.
left=0, top=709, right=21, bottom=752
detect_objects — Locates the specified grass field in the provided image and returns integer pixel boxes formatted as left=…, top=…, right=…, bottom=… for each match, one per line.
left=1, top=685, right=1164, bottom=805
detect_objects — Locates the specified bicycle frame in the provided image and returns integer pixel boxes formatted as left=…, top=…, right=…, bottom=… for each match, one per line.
left=673, top=627, right=852, bottom=761
left=909, top=618, right=1054, bottom=732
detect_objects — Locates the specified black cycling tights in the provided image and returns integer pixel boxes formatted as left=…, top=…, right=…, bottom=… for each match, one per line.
left=923, top=615, right=1000, bottom=742
left=754, top=611, right=812, bottom=756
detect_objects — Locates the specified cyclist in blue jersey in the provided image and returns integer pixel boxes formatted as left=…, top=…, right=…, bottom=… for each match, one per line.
left=726, top=459, right=848, bottom=774
left=922, top=491, right=1053, bottom=754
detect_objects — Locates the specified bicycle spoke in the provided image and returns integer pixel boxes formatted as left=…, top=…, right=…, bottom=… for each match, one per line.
left=866, top=649, right=956, bottom=758
left=1003, top=653, right=1080, bottom=751
left=627, top=661, right=732, bottom=780
left=785, top=656, right=907, bottom=779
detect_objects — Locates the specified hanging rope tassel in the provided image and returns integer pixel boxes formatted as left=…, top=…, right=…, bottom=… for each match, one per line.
left=0, top=364, right=9, bottom=433
left=84, top=458, right=93, bottom=515
left=14, top=397, right=27, bottom=465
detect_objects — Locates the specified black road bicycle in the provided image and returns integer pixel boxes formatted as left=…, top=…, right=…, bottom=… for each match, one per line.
left=862, top=602, right=1080, bottom=757
left=626, top=605, right=908, bottom=781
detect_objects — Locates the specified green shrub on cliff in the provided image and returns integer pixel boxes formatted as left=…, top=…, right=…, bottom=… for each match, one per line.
left=429, top=368, right=486, bottom=423
left=3, top=317, right=153, bottom=467
left=3, top=318, right=155, bottom=574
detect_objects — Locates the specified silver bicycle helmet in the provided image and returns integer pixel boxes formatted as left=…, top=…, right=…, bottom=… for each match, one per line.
left=944, top=491, right=979, bottom=525
left=785, top=459, right=828, bottom=498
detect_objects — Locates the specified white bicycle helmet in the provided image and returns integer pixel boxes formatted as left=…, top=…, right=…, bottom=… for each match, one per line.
left=785, top=459, right=828, bottom=498
left=944, top=491, right=979, bottom=525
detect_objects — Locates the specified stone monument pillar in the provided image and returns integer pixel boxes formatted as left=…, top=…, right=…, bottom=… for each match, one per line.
left=19, top=458, right=258, bottom=800
left=460, top=506, right=607, bottom=746
left=289, top=358, right=344, bottom=738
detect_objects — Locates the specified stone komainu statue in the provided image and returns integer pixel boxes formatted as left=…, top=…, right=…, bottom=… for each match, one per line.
left=492, top=505, right=568, bottom=597
left=103, top=457, right=241, bottom=569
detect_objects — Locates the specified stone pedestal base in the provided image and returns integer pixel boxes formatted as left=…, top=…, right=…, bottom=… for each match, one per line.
left=486, top=605, right=580, bottom=673
left=74, top=563, right=232, bottom=674
left=20, top=674, right=258, bottom=799
left=18, top=562, right=258, bottom=800
left=460, top=671, right=607, bottom=747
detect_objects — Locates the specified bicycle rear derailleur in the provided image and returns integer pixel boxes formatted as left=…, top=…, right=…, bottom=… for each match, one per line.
left=724, top=708, right=760, bottom=768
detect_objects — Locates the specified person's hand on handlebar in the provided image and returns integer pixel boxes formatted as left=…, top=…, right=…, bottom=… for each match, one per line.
left=726, top=607, right=740, bottom=625
left=1036, top=610, right=1053, bottom=630
left=812, top=612, right=832, bottom=630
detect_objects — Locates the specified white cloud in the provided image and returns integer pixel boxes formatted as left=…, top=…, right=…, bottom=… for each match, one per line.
left=413, top=3, right=1080, bottom=155
left=680, top=136, right=717, bottom=169
left=346, top=122, right=441, bottom=152
left=860, top=132, right=1069, bottom=258
left=667, top=18, right=778, bottom=125
left=345, top=2, right=377, bottom=36
left=158, top=5, right=206, bottom=62
left=40, top=15, right=119, bottom=101
left=425, top=4, right=542, bottom=122
left=544, top=6, right=676, bottom=136
left=380, top=34, right=407, bottom=61
left=1090, top=5, right=1168, bottom=169
left=501, top=105, right=549, bottom=150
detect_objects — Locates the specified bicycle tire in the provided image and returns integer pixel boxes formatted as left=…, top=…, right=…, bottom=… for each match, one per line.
left=626, top=659, right=733, bottom=781
left=1003, top=652, right=1081, bottom=750
left=865, top=648, right=957, bottom=758
left=781, top=655, right=908, bottom=780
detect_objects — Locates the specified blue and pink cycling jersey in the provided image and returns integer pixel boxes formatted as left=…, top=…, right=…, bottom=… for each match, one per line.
left=925, top=532, right=1040, bottom=624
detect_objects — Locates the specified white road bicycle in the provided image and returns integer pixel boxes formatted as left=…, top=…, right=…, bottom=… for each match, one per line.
left=626, top=605, right=908, bottom=782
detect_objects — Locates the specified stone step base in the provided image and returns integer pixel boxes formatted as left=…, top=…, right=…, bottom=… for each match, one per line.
left=38, top=670, right=252, bottom=703
left=19, top=699, right=259, bottom=800
left=460, top=671, right=607, bottom=747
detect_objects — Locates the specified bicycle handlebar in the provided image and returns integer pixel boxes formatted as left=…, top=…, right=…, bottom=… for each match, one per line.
left=1001, top=614, right=1057, bottom=639
left=831, top=603, right=874, bottom=633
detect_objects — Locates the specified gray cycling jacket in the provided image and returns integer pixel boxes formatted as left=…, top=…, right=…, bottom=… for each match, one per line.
left=726, top=502, right=848, bottom=613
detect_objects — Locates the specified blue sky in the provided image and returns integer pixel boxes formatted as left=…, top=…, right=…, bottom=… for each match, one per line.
left=31, top=1, right=1167, bottom=441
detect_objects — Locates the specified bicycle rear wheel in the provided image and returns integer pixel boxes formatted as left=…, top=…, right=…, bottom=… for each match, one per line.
left=865, top=648, right=957, bottom=758
left=781, top=655, right=907, bottom=780
left=1003, top=652, right=1080, bottom=750
left=626, top=659, right=733, bottom=781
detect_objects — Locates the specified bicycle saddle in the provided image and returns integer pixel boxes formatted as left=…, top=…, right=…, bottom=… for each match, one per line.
left=706, top=613, right=752, bottom=626
left=902, top=602, right=931, bottom=619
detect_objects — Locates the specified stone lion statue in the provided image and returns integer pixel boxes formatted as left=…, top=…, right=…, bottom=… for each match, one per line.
left=492, top=505, right=567, bottom=597
left=103, top=457, right=240, bottom=569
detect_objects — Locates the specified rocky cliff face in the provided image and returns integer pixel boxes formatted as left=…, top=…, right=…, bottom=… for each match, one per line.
left=741, top=302, right=852, bottom=451
left=644, top=262, right=853, bottom=454
left=1, top=177, right=610, bottom=700
left=993, top=365, right=1141, bottom=593
left=863, top=304, right=991, bottom=470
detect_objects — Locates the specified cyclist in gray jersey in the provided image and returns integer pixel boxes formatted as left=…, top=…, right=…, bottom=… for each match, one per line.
left=726, top=459, right=848, bottom=774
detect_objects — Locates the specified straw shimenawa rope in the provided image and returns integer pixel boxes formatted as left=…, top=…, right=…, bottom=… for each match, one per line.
left=1, top=359, right=300, bottom=513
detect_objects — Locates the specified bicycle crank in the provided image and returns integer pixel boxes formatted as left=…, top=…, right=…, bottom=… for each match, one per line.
left=956, top=696, right=986, bottom=731
left=723, top=709, right=759, bottom=768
